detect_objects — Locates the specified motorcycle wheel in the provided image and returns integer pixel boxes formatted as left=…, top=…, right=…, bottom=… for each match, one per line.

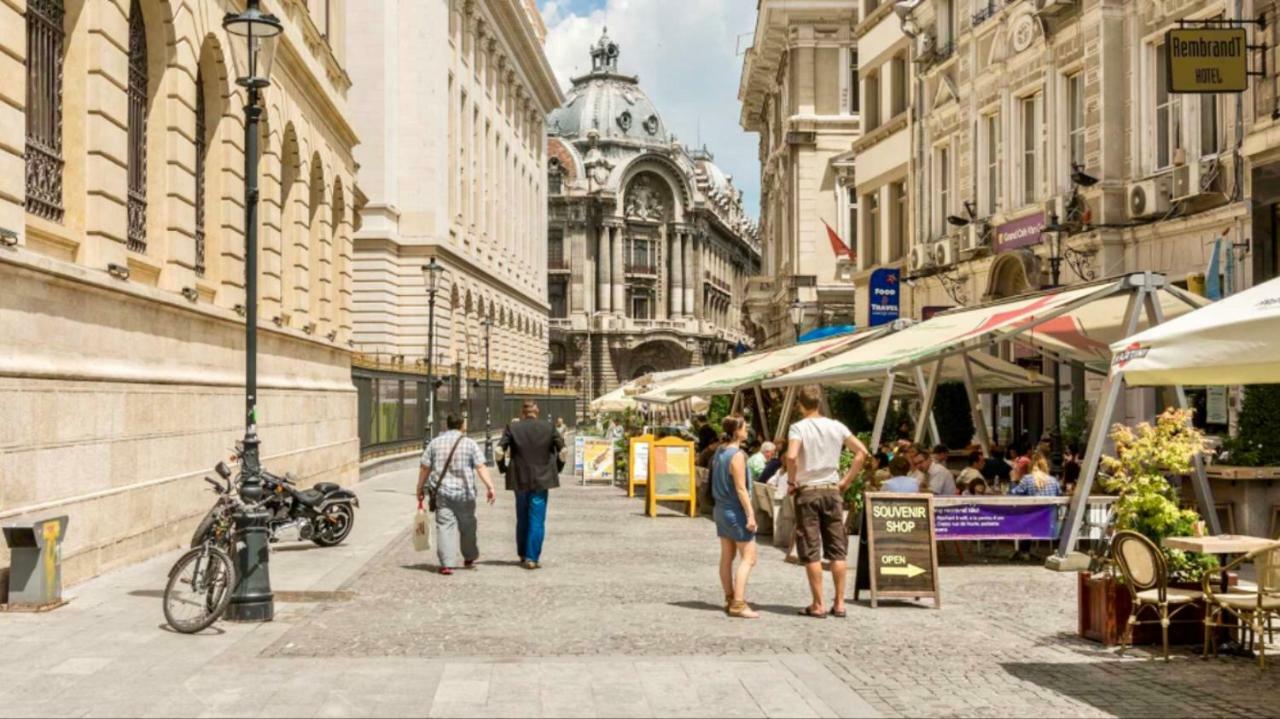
left=312, top=504, right=355, bottom=547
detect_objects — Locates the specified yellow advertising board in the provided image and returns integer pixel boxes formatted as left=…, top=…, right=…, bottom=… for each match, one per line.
left=581, top=438, right=615, bottom=486
left=628, top=434, right=653, bottom=498
left=646, top=436, right=697, bottom=518
left=1165, top=28, right=1248, bottom=93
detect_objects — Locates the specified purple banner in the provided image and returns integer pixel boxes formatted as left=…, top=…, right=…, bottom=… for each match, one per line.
left=934, top=503, right=1059, bottom=541
left=995, top=212, right=1044, bottom=252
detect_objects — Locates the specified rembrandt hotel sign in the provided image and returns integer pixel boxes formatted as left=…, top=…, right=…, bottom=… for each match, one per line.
left=1165, top=28, right=1248, bottom=93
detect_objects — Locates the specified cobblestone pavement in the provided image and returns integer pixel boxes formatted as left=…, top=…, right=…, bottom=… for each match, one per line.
left=270, top=480, right=1280, bottom=718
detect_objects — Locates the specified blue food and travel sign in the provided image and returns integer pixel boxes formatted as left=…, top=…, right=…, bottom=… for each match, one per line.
left=868, top=268, right=900, bottom=326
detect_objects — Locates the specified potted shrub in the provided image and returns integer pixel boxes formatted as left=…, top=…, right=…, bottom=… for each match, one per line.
left=1078, top=409, right=1219, bottom=646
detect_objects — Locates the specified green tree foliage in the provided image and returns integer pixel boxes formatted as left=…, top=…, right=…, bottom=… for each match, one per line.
left=933, top=383, right=975, bottom=449
left=1101, top=409, right=1217, bottom=582
left=1224, top=385, right=1280, bottom=467
left=829, top=389, right=872, bottom=433
left=707, top=395, right=733, bottom=433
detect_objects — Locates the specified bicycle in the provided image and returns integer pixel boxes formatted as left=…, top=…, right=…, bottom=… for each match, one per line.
left=163, top=463, right=252, bottom=634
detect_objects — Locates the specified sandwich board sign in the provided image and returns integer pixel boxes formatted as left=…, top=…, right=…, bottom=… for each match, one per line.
left=645, top=436, right=697, bottom=518
left=581, top=438, right=614, bottom=486
left=854, top=492, right=941, bottom=608
left=628, top=434, right=653, bottom=498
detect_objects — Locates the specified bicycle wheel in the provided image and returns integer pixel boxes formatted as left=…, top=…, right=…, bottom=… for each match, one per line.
left=163, top=545, right=235, bottom=634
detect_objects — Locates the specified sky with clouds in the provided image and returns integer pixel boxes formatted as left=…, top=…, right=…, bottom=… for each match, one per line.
left=536, top=0, right=762, bottom=219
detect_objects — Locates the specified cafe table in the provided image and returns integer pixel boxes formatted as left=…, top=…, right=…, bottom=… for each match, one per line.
left=1161, top=534, right=1276, bottom=656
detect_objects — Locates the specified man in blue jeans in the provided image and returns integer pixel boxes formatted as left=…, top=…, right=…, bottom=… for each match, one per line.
left=498, top=400, right=565, bottom=570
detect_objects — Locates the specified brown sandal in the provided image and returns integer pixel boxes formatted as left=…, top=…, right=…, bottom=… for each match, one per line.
left=728, top=600, right=759, bottom=619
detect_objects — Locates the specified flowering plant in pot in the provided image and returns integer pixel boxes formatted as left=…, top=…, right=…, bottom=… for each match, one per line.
left=1100, top=408, right=1217, bottom=582
left=1079, top=409, right=1219, bottom=646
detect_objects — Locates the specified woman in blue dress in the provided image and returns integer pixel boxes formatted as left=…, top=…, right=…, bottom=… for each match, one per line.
left=712, top=415, right=758, bottom=619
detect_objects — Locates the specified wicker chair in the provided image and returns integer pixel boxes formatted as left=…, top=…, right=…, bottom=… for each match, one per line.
left=1202, top=541, right=1280, bottom=669
left=1110, top=530, right=1204, bottom=661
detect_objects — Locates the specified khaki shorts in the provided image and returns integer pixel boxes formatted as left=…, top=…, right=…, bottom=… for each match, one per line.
left=793, top=488, right=847, bottom=564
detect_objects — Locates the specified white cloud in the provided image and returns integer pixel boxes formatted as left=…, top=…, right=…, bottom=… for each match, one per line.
left=538, top=0, right=761, bottom=219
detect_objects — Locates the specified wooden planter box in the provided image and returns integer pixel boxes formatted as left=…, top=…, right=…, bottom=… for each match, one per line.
left=1077, top=571, right=1214, bottom=646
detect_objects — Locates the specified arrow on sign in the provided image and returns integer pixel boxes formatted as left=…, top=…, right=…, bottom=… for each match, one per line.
left=880, top=564, right=926, bottom=578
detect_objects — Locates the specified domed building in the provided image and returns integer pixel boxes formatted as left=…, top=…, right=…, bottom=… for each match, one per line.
left=545, top=30, right=761, bottom=412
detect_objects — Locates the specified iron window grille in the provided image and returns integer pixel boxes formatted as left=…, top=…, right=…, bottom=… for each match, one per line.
left=194, top=68, right=206, bottom=277
left=25, top=0, right=65, bottom=222
left=127, top=0, right=148, bottom=253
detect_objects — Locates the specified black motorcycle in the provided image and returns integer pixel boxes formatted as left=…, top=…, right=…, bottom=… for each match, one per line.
left=191, top=459, right=359, bottom=549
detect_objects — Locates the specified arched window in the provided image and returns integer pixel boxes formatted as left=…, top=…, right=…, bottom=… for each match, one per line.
left=194, top=67, right=207, bottom=276
left=126, top=0, right=148, bottom=252
left=25, top=0, right=66, bottom=222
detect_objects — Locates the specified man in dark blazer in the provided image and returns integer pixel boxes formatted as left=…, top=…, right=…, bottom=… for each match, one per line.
left=498, top=400, right=565, bottom=569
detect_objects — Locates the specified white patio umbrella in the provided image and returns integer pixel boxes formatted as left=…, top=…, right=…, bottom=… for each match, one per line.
left=1112, top=276, right=1280, bottom=386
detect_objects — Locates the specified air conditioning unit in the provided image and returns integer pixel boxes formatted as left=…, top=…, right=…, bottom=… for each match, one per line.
left=1036, top=0, right=1075, bottom=15
left=932, top=238, right=957, bottom=267
left=1173, top=160, right=1223, bottom=201
left=965, top=222, right=989, bottom=251
left=907, top=244, right=931, bottom=272
left=1128, top=177, right=1172, bottom=220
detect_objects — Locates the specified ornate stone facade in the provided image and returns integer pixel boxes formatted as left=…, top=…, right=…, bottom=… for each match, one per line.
left=739, top=1, right=861, bottom=348
left=546, top=31, right=760, bottom=412
left=0, top=0, right=358, bottom=587
left=346, top=0, right=561, bottom=392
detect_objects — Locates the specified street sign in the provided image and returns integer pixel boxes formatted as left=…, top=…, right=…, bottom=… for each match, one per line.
left=868, top=268, right=900, bottom=327
left=854, top=492, right=940, bottom=608
left=646, top=436, right=697, bottom=518
left=628, top=434, right=653, bottom=498
left=1166, top=28, right=1248, bottom=93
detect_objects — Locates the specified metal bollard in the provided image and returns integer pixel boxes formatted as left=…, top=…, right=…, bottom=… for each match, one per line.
left=224, top=507, right=274, bottom=622
left=2, top=516, right=70, bottom=609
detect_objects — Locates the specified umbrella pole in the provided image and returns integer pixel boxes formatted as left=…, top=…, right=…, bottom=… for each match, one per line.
left=870, top=372, right=897, bottom=450
left=913, top=361, right=943, bottom=446
left=962, top=355, right=992, bottom=456
left=1141, top=287, right=1222, bottom=535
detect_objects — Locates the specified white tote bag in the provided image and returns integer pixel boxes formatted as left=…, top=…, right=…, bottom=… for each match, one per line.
left=412, top=501, right=433, bottom=552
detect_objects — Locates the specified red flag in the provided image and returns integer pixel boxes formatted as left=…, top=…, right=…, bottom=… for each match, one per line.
left=823, top=220, right=854, bottom=261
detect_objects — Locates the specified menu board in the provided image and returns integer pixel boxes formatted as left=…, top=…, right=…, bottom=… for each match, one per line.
left=581, top=438, right=615, bottom=486
left=646, top=437, right=697, bottom=518
left=854, top=492, right=940, bottom=608
left=628, top=435, right=653, bottom=498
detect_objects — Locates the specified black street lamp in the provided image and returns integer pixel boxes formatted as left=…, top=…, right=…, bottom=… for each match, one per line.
left=223, top=0, right=281, bottom=623
left=482, top=314, right=493, bottom=462
left=1042, top=212, right=1066, bottom=472
left=422, top=258, right=446, bottom=445
left=789, top=300, right=806, bottom=344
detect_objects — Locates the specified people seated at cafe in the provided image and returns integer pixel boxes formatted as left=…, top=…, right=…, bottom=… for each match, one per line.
left=874, top=441, right=892, bottom=470
left=757, top=441, right=785, bottom=486
left=965, top=478, right=989, bottom=495
left=956, top=451, right=985, bottom=492
left=908, top=443, right=957, bottom=495
left=981, top=444, right=1013, bottom=488
left=746, top=441, right=773, bottom=482
left=931, top=444, right=951, bottom=471
left=1011, top=454, right=1061, bottom=496
left=880, top=455, right=920, bottom=493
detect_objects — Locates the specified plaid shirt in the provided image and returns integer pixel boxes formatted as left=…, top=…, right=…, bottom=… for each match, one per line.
left=421, top=431, right=484, bottom=501
left=1011, top=474, right=1061, bottom=497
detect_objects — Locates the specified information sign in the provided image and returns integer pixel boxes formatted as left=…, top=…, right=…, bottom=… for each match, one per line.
left=868, top=268, right=900, bottom=327
left=1166, top=28, right=1248, bottom=93
left=574, top=436, right=586, bottom=473
left=628, top=434, right=653, bottom=498
left=581, top=438, right=615, bottom=486
left=646, top=436, right=697, bottom=518
left=854, top=492, right=940, bottom=608
left=934, top=501, right=1058, bottom=541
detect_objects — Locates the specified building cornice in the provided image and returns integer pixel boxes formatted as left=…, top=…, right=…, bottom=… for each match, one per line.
left=486, top=0, right=565, bottom=112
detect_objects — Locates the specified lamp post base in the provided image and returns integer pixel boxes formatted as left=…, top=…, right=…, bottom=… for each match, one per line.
left=225, top=506, right=274, bottom=623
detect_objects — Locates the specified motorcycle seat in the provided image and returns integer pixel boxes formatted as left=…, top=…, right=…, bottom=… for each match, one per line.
left=313, top=482, right=340, bottom=494
left=296, top=489, right=325, bottom=505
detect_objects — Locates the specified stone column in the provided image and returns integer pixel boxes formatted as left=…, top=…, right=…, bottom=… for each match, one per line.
left=670, top=229, right=684, bottom=318
left=597, top=225, right=611, bottom=313
left=611, top=224, right=625, bottom=314
left=683, top=232, right=695, bottom=320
